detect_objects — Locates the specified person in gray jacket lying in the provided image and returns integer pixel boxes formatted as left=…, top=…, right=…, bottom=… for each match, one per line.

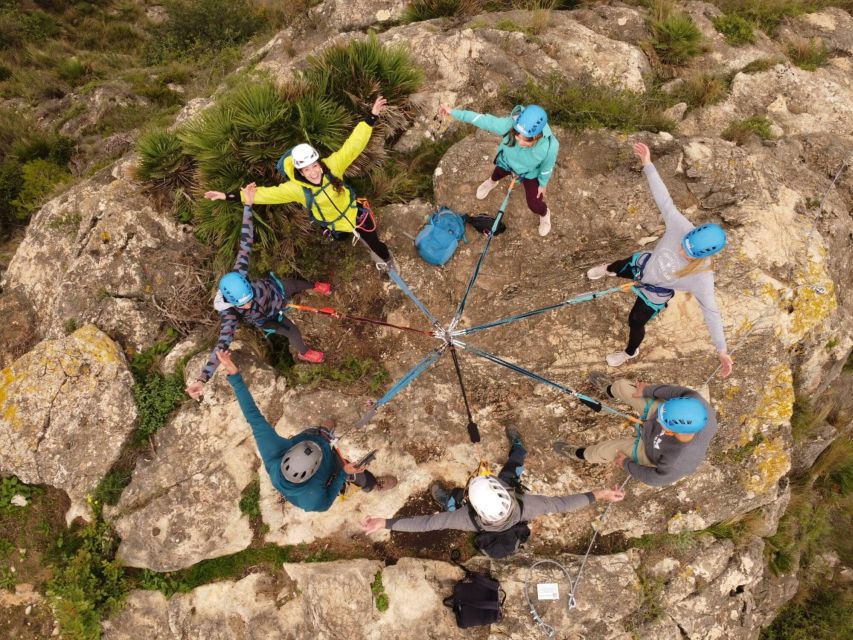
left=360, top=426, right=624, bottom=551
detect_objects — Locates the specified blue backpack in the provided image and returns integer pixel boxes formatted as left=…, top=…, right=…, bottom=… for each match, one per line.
left=415, top=207, right=468, bottom=266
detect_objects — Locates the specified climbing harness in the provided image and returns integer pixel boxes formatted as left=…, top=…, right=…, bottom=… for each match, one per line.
left=448, top=176, right=518, bottom=333
left=452, top=282, right=636, bottom=337
left=523, top=559, right=575, bottom=639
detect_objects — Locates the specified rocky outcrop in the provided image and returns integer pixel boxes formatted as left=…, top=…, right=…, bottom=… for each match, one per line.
left=1, top=155, right=205, bottom=353
left=0, top=325, right=137, bottom=523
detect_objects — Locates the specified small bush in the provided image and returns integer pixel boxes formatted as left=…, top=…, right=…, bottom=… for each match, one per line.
left=761, top=585, right=853, bottom=640
left=721, top=115, right=774, bottom=145
left=239, top=476, right=261, bottom=519
left=403, top=0, right=482, bottom=22
left=650, top=11, right=703, bottom=65
left=371, top=571, right=389, bottom=612
left=57, top=57, right=89, bottom=85
left=740, top=57, right=780, bottom=74
left=503, top=74, right=676, bottom=133
left=135, top=128, right=196, bottom=194
left=787, top=37, right=829, bottom=71
left=0, top=66, right=11, bottom=82
left=0, top=476, right=41, bottom=512
left=22, top=10, right=59, bottom=41
left=673, top=72, right=729, bottom=109
left=11, top=159, right=70, bottom=219
left=712, top=13, right=755, bottom=45
left=130, top=333, right=185, bottom=441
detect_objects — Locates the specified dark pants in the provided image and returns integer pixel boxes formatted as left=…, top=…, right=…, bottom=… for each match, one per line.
left=491, top=166, right=547, bottom=216
left=607, top=257, right=665, bottom=355
left=347, top=470, right=377, bottom=492
left=333, top=227, right=391, bottom=261
left=264, top=278, right=314, bottom=354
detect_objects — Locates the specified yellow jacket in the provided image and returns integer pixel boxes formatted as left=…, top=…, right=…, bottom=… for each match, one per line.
left=243, top=121, right=374, bottom=233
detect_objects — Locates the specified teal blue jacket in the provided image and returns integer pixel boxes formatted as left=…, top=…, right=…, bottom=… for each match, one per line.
left=227, top=373, right=346, bottom=512
left=451, top=109, right=560, bottom=186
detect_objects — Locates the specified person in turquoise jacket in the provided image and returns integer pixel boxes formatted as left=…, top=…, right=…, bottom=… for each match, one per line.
left=216, top=350, right=397, bottom=512
left=439, top=103, right=560, bottom=237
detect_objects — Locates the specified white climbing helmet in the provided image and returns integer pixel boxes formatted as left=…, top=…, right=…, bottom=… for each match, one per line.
left=468, top=476, right=513, bottom=524
left=280, top=440, right=323, bottom=483
left=291, top=143, right=320, bottom=170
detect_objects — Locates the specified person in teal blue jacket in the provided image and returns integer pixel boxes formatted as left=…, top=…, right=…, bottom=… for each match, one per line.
left=216, top=350, right=397, bottom=512
left=439, top=103, right=560, bottom=237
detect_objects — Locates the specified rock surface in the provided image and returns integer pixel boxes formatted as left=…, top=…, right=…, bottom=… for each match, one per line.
left=0, top=325, right=137, bottom=523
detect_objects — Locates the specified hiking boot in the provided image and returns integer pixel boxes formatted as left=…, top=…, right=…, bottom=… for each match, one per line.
left=606, top=349, right=639, bottom=367
left=297, top=349, right=325, bottom=364
left=312, top=282, right=332, bottom=296
left=375, top=475, right=398, bottom=492
left=476, top=178, right=499, bottom=200
left=430, top=482, right=451, bottom=510
left=538, top=209, right=551, bottom=237
left=553, top=441, right=584, bottom=460
left=587, top=371, right=613, bottom=397
left=505, top=425, right=523, bottom=448
left=587, top=263, right=616, bottom=280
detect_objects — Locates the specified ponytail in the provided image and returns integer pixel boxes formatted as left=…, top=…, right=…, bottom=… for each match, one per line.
left=675, top=256, right=713, bottom=279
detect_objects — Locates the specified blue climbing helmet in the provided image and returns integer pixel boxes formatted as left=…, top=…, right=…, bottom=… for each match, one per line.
left=656, top=397, right=708, bottom=434
left=513, top=105, right=548, bottom=138
left=219, top=272, right=254, bottom=306
left=682, top=224, right=727, bottom=259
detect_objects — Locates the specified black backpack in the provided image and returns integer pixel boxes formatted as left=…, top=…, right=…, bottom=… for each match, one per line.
left=473, top=520, right=531, bottom=559
left=443, top=552, right=506, bottom=628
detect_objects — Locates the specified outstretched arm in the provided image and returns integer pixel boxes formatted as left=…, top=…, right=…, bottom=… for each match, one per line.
left=325, top=96, right=387, bottom=176
left=634, top=143, right=691, bottom=231
left=195, top=310, right=239, bottom=385
left=233, top=202, right=255, bottom=275
left=446, top=106, right=515, bottom=137
left=362, top=509, right=479, bottom=534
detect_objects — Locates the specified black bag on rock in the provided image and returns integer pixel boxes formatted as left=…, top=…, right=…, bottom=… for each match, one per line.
left=442, top=551, right=506, bottom=628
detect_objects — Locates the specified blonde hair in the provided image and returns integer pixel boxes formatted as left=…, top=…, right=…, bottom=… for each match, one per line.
left=675, top=256, right=713, bottom=279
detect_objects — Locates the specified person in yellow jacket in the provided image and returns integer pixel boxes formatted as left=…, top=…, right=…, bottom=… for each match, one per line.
left=205, top=96, right=396, bottom=271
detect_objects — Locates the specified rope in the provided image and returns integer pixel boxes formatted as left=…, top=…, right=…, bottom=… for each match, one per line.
left=449, top=345, right=481, bottom=443
left=386, top=268, right=442, bottom=328
left=452, top=282, right=636, bottom=337
left=448, top=177, right=517, bottom=332
left=523, top=559, right=575, bottom=639
left=285, top=303, right=434, bottom=337
left=354, top=345, right=445, bottom=428
left=458, top=341, right=643, bottom=424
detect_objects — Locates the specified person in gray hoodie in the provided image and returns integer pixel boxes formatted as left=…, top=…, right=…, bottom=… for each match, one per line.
left=554, top=376, right=717, bottom=487
left=360, top=426, right=624, bottom=551
left=587, top=142, right=733, bottom=378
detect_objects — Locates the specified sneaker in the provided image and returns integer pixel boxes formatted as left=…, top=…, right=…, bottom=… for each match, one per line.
left=430, top=482, right=451, bottom=509
left=606, top=349, right=639, bottom=367
left=538, top=209, right=551, bottom=237
left=375, top=475, right=398, bottom=492
left=476, top=178, right=498, bottom=200
left=504, top=424, right=523, bottom=448
left=587, top=371, right=613, bottom=397
left=553, top=440, right=583, bottom=460
left=312, top=282, right=332, bottom=296
left=587, top=264, right=616, bottom=280
left=297, top=349, right=325, bottom=364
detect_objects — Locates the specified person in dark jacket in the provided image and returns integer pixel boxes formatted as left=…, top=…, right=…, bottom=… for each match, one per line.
left=361, top=426, right=623, bottom=539
left=554, top=375, right=717, bottom=487
left=216, top=350, right=397, bottom=512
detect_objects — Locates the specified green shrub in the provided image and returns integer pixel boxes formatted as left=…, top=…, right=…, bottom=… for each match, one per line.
left=673, top=72, right=729, bottom=109
left=57, top=57, right=89, bottom=85
left=22, top=10, right=59, bottom=40
left=502, top=74, right=676, bottom=133
left=10, top=158, right=70, bottom=219
left=149, top=0, right=262, bottom=62
left=787, top=37, right=829, bottom=71
left=740, top=57, right=781, bottom=74
left=239, top=476, right=261, bottom=519
left=0, top=476, right=41, bottom=512
left=371, top=571, right=389, bottom=612
left=712, top=13, right=755, bottom=45
left=721, top=115, right=774, bottom=145
left=761, top=586, right=853, bottom=640
left=135, top=128, right=195, bottom=194
left=650, top=11, right=703, bottom=65
left=403, top=0, right=481, bottom=22
left=130, top=332, right=185, bottom=440
left=712, top=0, right=806, bottom=36
left=0, top=66, right=11, bottom=82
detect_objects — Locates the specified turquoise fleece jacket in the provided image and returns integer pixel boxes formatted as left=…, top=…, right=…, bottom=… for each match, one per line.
left=227, top=373, right=346, bottom=512
left=451, top=109, right=560, bottom=186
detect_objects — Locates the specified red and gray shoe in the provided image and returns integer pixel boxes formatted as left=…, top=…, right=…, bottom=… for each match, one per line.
left=297, top=349, right=325, bottom=364
left=312, top=282, right=332, bottom=296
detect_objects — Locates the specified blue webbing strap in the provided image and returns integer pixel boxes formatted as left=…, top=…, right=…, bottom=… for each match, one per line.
left=354, top=346, right=445, bottom=428
left=448, top=178, right=517, bottom=331
left=453, top=282, right=635, bottom=337
left=387, top=268, right=441, bottom=327
left=458, top=341, right=641, bottom=423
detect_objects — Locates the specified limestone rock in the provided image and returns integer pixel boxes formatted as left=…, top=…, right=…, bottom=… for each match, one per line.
left=0, top=325, right=136, bottom=523
left=110, top=344, right=285, bottom=571
left=307, top=0, right=409, bottom=32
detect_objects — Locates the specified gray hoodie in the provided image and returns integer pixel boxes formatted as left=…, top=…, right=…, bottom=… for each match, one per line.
left=384, top=480, right=594, bottom=533
left=635, top=164, right=727, bottom=352
left=623, top=384, right=717, bottom=487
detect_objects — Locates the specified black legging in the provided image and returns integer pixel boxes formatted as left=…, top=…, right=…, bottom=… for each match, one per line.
left=607, top=257, right=663, bottom=356
left=332, top=227, right=391, bottom=261
left=265, top=278, right=314, bottom=354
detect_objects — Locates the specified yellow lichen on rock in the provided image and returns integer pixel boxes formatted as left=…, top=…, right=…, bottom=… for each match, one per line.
left=744, top=437, right=790, bottom=495
left=788, top=260, right=836, bottom=340
left=739, top=364, right=793, bottom=445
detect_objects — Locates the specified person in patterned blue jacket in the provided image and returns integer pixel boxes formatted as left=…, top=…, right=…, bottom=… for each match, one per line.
left=217, top=350, right=397, bottom=512
left=186, top=184, right=329, bottom=400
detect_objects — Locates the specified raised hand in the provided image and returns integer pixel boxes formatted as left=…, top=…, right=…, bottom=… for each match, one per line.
left=594, top=485, right=626, bottom=502
left=242, top=182, right=257, bottom=206
left=633, top=142, right=651, bottom=166
left=371, top=95, right=388, bottom=116
left=438, top=104, right=452, bottom=117
left=185, top=380, right=204, bottom=400
left=216, top=349, right=239, bottom=375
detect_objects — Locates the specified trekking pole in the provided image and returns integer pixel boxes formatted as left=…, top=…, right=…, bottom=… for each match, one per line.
left=448, top=344, right=481, bottom=443
left=448, top=176, right=517, bottom=333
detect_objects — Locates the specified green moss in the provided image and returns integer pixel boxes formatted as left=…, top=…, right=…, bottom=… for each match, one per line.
left=371, top=571, right=390, bottom=612
left=239, top=476, right=261, bottom=520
